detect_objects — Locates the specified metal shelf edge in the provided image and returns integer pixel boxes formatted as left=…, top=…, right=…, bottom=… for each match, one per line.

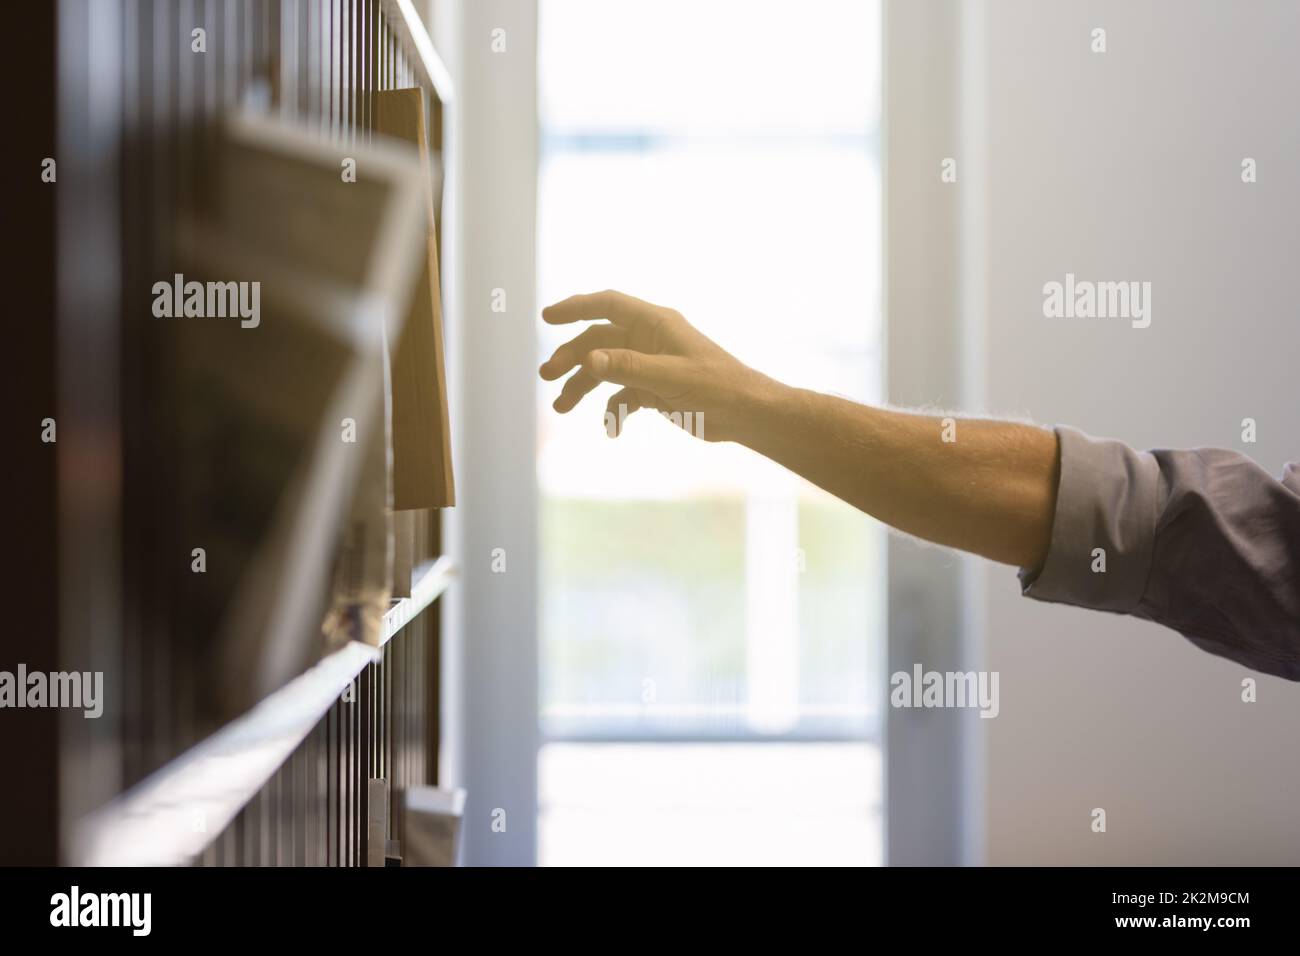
left=73, top=556, right=456, bottom=866
left=381, top=554, right=456, bottom=647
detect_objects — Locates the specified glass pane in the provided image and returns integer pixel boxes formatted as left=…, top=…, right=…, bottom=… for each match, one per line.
left=539, top=742, right=883, bottom=866
left=538, top=1, right=882, bottom=739
left=540, top=0, right=881, bottom=135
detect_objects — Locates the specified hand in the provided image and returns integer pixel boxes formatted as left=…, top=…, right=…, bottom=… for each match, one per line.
left=538, top=291, right=1060, bottom=570
left=539, top=290, right=778, bottom=443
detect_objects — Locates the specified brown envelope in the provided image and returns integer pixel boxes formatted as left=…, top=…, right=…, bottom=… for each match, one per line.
left=375, top=87, right=456, bottom=509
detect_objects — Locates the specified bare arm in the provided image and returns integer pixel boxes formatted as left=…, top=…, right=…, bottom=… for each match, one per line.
left=742, top=389, right=1059, bottom=568
left=540, top=290, right=1060, bottom=570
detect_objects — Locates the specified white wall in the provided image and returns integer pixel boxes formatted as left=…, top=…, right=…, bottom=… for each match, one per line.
left=974, top=0, right=1300, bottom=863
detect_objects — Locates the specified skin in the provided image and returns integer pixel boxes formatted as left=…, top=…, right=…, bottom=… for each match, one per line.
left=540, top=289, right=1061, bottom=571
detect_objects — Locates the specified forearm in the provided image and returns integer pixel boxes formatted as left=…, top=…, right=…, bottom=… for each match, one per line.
left=540, top=290, right=1061, bottom=568
left=737, top=382, right=1061, bottom=569
left=544, top=289, right=1300, bottom=680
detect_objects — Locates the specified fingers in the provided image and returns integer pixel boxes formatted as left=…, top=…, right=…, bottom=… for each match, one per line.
left=603, top=387, right=650, bottom=438
left=552, top=367, right=602, bottom=413
left=550, top=348, right=694, bottom=415
left=538, top=323, right=625, bottom=381
left=541, top=294, right=697, bottom=414
left=542, top=289, right=662, bottom=328
left=584, top=348, right=694, bottom=397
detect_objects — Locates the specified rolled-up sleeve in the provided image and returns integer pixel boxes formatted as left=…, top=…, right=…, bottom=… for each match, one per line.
left=1020, top=426, right=1300, bottom=680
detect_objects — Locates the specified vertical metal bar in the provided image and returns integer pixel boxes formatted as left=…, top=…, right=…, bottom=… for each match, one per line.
left=429, top=593, right=441, bottom=784
left=390, top=642, right=395, bottom=801
left=356, top=0, right=365, bottom=138
left=404, top=623, right=409, bottom=798
left=376, top=4, right=384, bottom=96
left=284, top=759, right=293, bottom=866
left=297, top=0, right=308, bottom=117
left=258, top=783, right=270, bottom=865
left=317, top=719, right=327, bottom=866
left=297, top=740, right=307, bottom=866
left=382, top=19, right=392, bottom=89
left=329, top=0, right=338, bottom=139
left=151, top=0, right=175, bottom=773
left=241, top=0, right=253, bottom=101
left=346, top=696, right=353, bottom=866
left=263, top=0, right=274, bottom=102
left=242, top=792, right=255, bottom=864
left=320, top=0, right=330, bottom=131
left=223, top=0, right=237, bottom=105
left=354, top=0, right=362, bottom=137
left=402, top=626, right=411, bottom=842
left=280, top=0, right=297, bottom=120
left=383, top=645, right=390, bottom=782
left=305, top=0, right=318, bottom=122
left=370, top=665, right=377, bottom=779
left=336, top=703, right=344, bottom=867
left=351, top=0, right=358, bottom=139
left=341, top=0, right=350, bottom=142
left=222, top=815, right=236, bottom=865
left=201, top=0, right=216, bottom=120
left=272, top=764, right=281, bottom=866
left=364, top=0, right=374, bottom=136
left=323, top=0, right=331, bottom=131
left=120, top=0, right=146, bottom=795
left=307, top=723, right=315, bottom=866
left=350, top=672, right=359, bottom=865
left=233, top=807, right=245, bottom=866
left=359, top=667, right=365, bottom=866
left=339, top=694, right=348, bottom=866
left=345, top=698, right=350, bottom=867
left=375, top=655, right=381, bottom=788
left=299, top=728, right=311, bottom=866
left=410, top=623, right=418, bottom=793
left=335, top=0, right=344, bottom=139
left=369, top=0, right=378, bottom=136
left=326, top=706, right=335, bottom=866
left=175, top=0, right=199, bottom=760
left=233, top=0, right=244, bottom=102
left=410, top=616, right=417, bottom=785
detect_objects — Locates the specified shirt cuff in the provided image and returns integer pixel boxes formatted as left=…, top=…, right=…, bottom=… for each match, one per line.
left=1019, top=425, right=1163, bottom=614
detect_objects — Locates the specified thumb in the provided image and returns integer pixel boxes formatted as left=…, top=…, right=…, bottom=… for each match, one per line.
left=585, top=349, right=692, bottom=397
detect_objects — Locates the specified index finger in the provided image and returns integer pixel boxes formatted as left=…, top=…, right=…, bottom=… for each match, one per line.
left=541, top=289, right=659, bottom=328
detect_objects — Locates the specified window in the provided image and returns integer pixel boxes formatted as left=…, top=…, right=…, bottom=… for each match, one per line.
left=537, top=0, right=883, bottom=865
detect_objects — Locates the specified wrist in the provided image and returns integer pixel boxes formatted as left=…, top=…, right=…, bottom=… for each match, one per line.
left=732, top=372, right=803, bottom=451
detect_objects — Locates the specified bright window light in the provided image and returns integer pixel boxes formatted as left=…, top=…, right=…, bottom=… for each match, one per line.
left=537, top=0, right=883, bottom=865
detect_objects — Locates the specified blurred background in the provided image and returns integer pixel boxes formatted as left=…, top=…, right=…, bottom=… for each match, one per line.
left=441, top=0, right=1300, bottom=866
left=10, top=0, right=1300, bottom=867
left=532, top=0, right=883, bottom=866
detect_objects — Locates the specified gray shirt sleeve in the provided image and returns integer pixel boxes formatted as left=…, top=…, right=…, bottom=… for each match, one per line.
left=1020, top=426, right=1300, bottom=680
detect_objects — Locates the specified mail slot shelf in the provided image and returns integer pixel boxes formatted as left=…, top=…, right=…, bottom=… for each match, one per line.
left=54, top=0, right=456, bottom=866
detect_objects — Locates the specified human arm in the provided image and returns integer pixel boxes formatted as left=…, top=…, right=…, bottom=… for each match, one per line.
left=540, top=289, right=1300, bottom=679
left=539, top=289, right=1059, bottom=569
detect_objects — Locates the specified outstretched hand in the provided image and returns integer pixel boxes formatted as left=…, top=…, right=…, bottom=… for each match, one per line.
left=538, top=290, right=776, bottom=443
left=538, top=290, right=1060, bottom=569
